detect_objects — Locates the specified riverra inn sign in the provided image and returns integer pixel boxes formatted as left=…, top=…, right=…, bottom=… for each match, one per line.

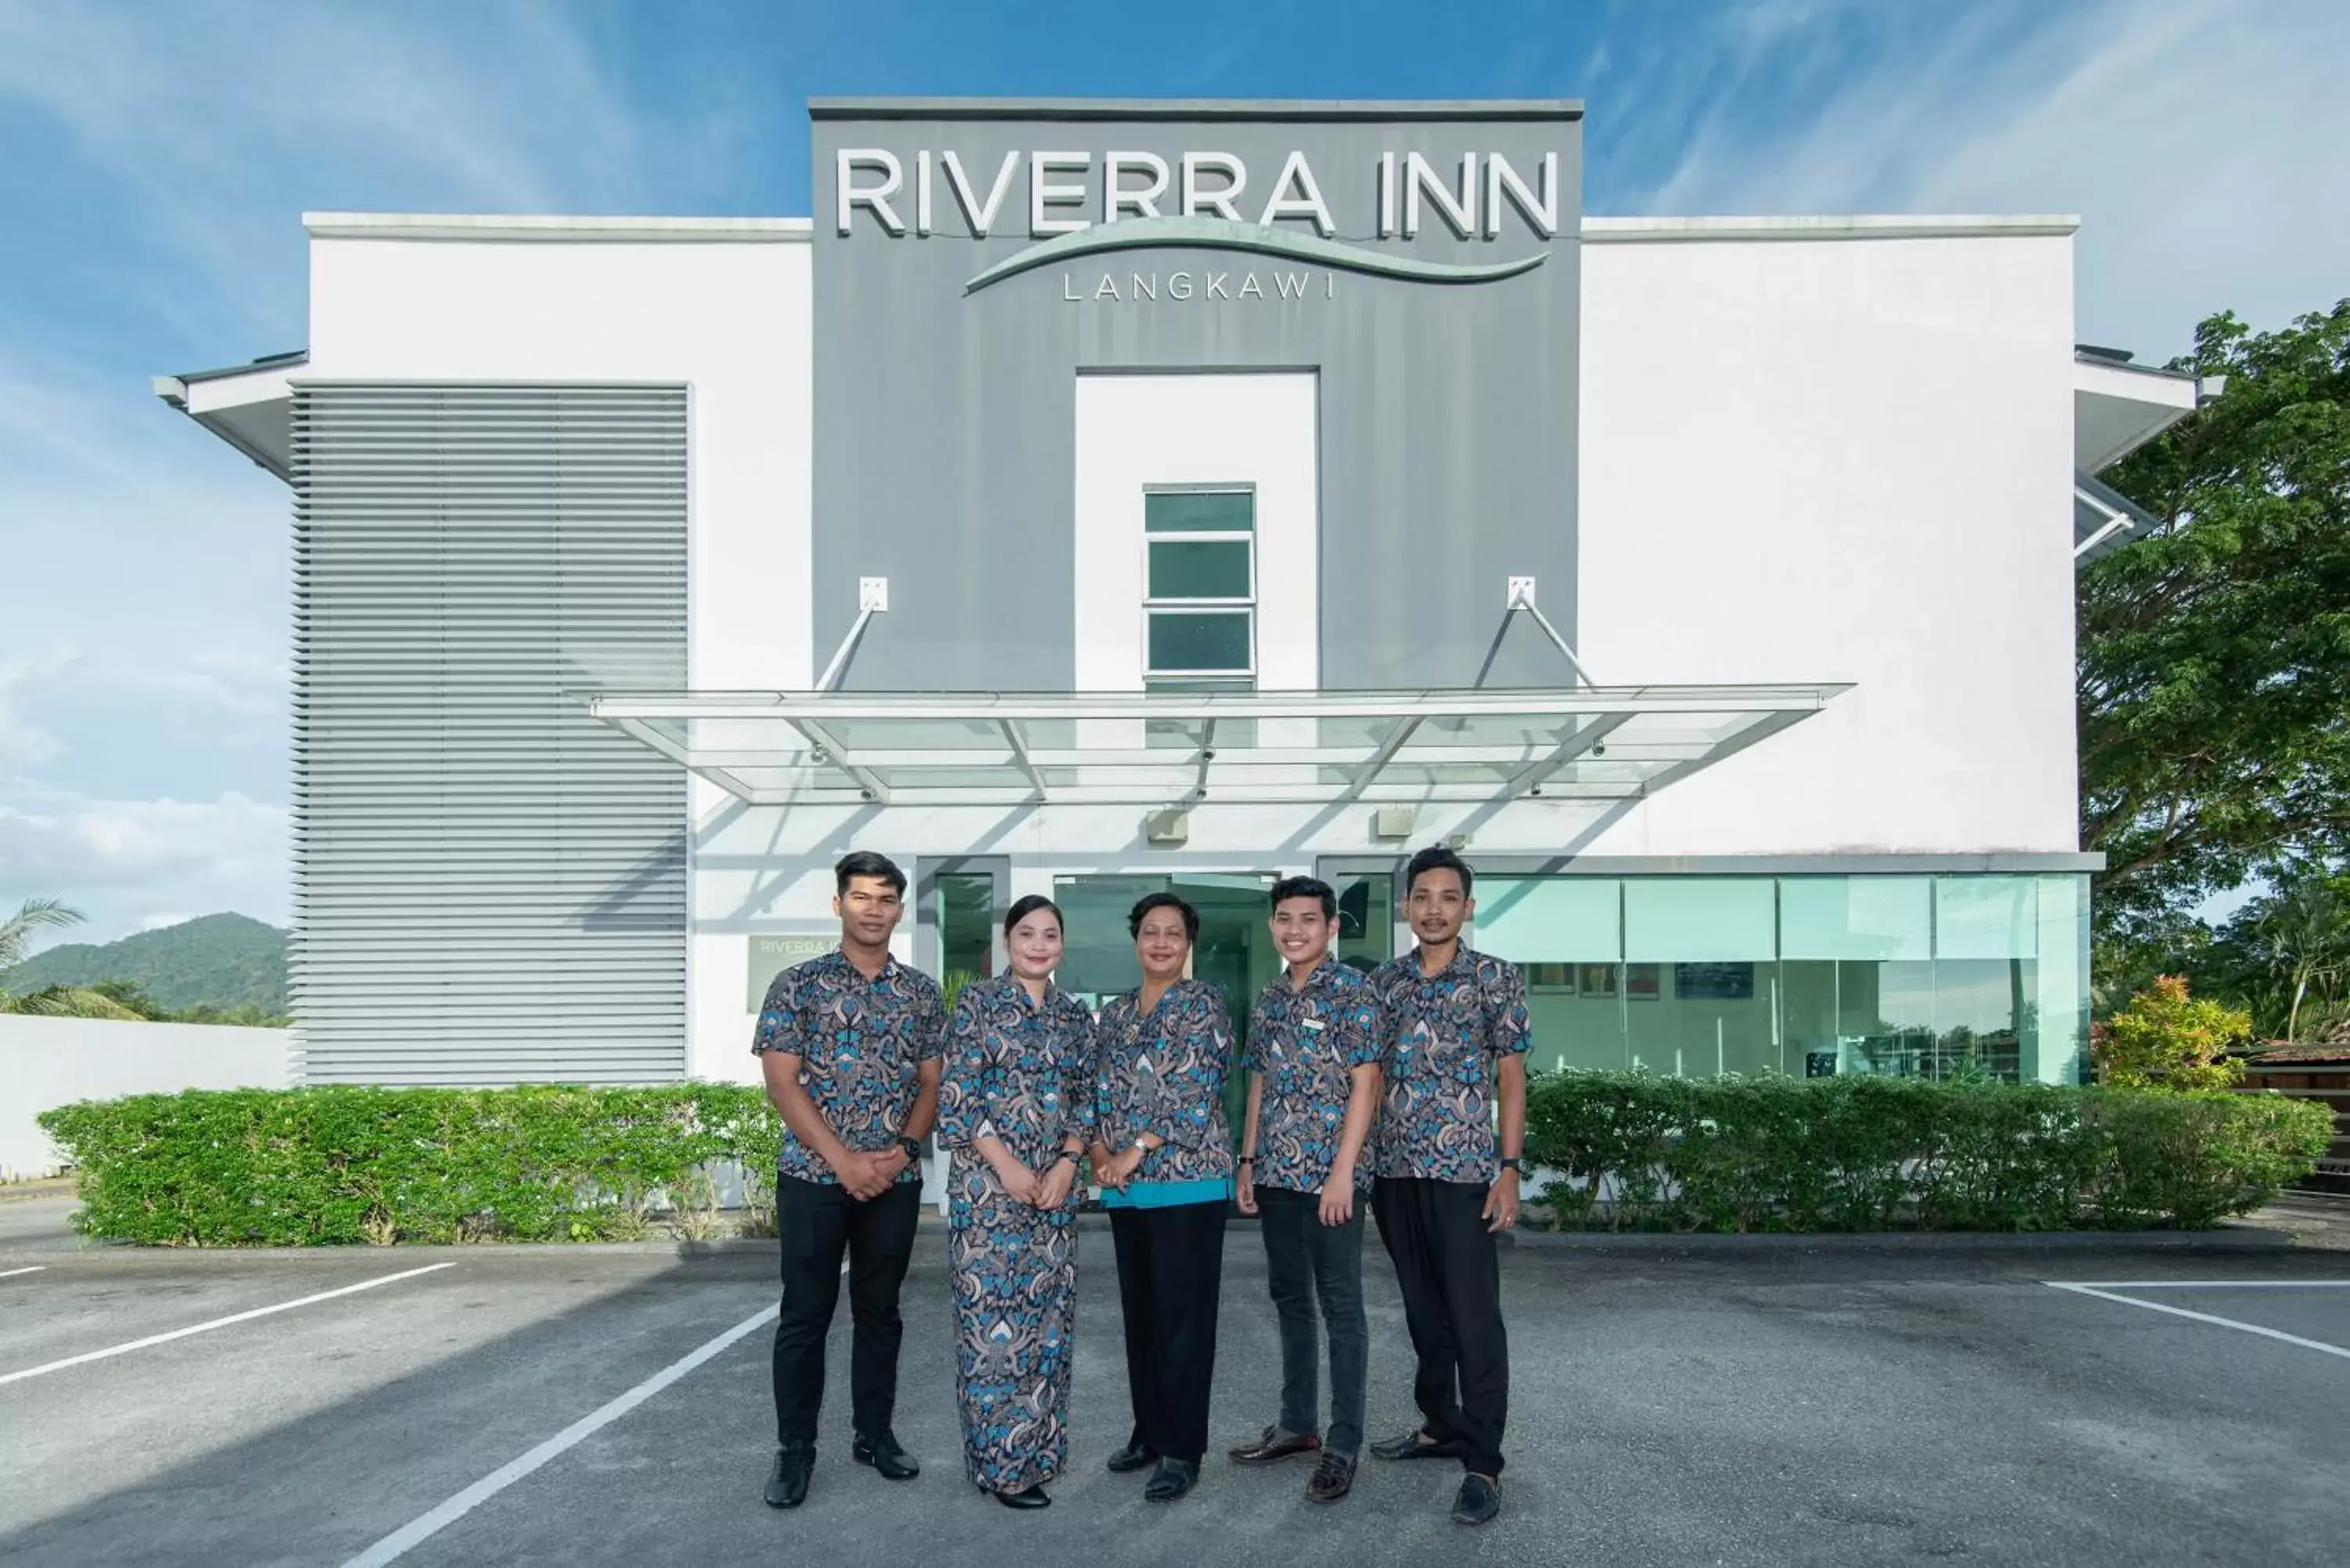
left=834, top=148, right=1563, bottom=297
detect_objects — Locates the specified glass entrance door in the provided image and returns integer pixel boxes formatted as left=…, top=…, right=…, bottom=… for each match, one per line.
left=1054, top=872, right=1280, bottom=1149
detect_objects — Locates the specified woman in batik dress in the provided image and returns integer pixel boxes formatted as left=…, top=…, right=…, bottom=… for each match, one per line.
left=935, top=894, right=1095, bottom=1510
left=1088, top=891, right=1235, bottom=1504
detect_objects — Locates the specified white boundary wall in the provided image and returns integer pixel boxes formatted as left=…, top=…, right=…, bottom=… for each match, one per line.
left=0, top=1017, right=293, bottom=1179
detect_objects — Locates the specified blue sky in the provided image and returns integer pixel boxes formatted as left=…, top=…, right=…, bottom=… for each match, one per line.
left=2, top=0, right=2345, bottom=945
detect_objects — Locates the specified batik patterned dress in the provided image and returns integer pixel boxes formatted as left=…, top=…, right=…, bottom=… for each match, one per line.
left=935, top=974, right=1097, bottom=1494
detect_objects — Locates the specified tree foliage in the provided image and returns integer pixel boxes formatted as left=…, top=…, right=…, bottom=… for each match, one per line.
left=2081, top=302, right=2350, bottom=942
left=2090, top=976, right=2251, bottom=1090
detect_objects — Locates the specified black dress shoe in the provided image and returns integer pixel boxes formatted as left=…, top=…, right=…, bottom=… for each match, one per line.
left=853, top=1429, right=920, bottom=1481
left=993, top=1483, right=1051, bottom=1510
left=1452, top=1473, right=1502, bottom=1526
left=763, top=1447, right=813, bottom=1508
left=1105, top=1434, right=1157, bottom=1473
left=1369, top=1428, right=1467, bottom=1462
left=1144, top=1458, right=1200, bottom=1502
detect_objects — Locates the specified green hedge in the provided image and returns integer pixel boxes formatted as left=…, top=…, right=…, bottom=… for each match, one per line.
left=38, top=1084, right=779, bottom=1247
left=38, top=1075, right=2334, bottom=1245
left=1524, top=1072, right=2333, bottom=1232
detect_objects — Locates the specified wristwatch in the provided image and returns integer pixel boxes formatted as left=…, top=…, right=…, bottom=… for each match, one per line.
left=1498, top=1157, right=1524, bottom=1173
left=897, top=1136, right=924, bottom=1162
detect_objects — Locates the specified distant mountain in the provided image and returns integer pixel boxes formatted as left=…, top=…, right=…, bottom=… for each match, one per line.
left=2, top=913, right=287, bottom=1014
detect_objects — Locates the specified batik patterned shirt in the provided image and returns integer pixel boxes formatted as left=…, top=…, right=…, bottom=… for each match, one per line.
left=1368, top=945, right=1530, bottom=1184
left=935, top=975, right=1097, bottom=1174
left=752, top=948, right=945, bottom=1185
left=1092, top=979, right=1236, bottom=1187
left=1245, top=955, right=1383, bottom=1194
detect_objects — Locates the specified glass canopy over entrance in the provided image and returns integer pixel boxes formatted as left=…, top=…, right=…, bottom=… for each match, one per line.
left=586, top=685, right=1849, bottom=808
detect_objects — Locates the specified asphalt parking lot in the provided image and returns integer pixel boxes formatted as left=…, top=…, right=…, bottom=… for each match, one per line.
left=3, top=1207, right=2347, bottom=1568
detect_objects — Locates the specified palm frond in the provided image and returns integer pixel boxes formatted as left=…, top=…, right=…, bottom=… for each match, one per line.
left=0, top=898, right=87, bottom=972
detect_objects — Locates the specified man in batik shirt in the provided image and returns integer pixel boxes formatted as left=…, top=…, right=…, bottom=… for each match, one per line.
left=1229, top=876, right=1384, bottom=1504
left=1366, top=846, right=1529, bottom=1527
left=754, top=851, right=945, bottom=1511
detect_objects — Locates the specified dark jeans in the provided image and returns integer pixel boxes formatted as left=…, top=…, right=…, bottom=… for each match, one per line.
left=772, top=1174, right=923, bottom=1450
left=1373, top=1176, right=1508, bottom=1478
left=1256, top=1183, right=1368, bottom=1457
left=1108, top=1201, right=1227, bottom=1465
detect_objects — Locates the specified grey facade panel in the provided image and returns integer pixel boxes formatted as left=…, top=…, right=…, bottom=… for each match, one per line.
left=812, top=107, right=1581, bottom=693
left=290, top=383, right=689, bottom=1085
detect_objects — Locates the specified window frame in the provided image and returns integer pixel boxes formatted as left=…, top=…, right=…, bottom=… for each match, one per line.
left=1142, top=483, right=1257, bottom=683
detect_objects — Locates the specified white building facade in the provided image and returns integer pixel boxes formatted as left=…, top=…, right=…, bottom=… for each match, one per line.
left=160, top=99, right=2207, bottom=1100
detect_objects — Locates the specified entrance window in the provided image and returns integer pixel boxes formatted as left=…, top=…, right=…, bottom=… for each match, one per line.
left=1144, top=486, right=1254, bottom=684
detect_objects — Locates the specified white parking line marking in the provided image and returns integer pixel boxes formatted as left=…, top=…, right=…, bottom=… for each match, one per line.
left=0, top=1266, right=45, bottom=1280
left=2047, top=1282, right=2350, bottom=1361
left=2049, top=1279, right=2350, bottom=1289
left=338, top=1300, right=779, bottom=1568
left=0, top=1263, right=455, bottom=1387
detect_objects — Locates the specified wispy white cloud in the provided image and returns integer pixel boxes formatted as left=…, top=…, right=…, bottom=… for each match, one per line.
left=1610, top=0, right=2350, bottom=357
left=0, top=786, right=287, bottom=943
left=0, top=654, right=72, bottom=771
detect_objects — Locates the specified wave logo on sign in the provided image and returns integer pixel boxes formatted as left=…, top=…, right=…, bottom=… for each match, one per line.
left=961, top=215, right=1547, bottom=295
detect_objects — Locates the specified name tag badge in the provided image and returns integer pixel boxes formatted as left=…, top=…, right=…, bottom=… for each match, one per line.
left=1300, top=1018, right=1325, bottom=1033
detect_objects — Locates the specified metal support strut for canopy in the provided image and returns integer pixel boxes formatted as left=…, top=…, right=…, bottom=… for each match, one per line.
left=1506, top=582, right=1598, bottom=688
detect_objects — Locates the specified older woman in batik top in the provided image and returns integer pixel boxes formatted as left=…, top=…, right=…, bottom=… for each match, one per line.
left=935, top=894, right=1094, bottom=1511
left=1088, top=891, right=1235, bottom=1504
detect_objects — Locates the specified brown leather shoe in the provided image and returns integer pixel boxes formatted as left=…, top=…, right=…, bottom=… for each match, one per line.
left=1227, top=1425, right=1321, bottom=1465
left=1305, top=1450, right=1356, bottom=1503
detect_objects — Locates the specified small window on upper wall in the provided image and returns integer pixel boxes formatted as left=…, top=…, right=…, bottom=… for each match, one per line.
left=1144, top=486, right=1255, bottom=684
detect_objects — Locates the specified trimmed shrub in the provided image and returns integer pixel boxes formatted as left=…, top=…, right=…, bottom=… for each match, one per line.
left=1522, top=1071, right=2330, bottom=1233
left=38, top=1083, right=779, bottom=1247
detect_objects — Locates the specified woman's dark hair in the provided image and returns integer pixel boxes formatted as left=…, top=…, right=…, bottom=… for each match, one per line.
left=1003, top=894, right=1064, bottom=938
left=834, top=850, right=907, bottom=897
left=1127, top=891, right=1200, bottom=943
left=1405, top=844, right=1475, bottom=899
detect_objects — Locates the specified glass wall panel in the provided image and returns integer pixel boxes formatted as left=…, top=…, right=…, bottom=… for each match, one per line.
left=1473, top=879, right=1626, bottom=1073
left=1932, top=959, right=2031, bottom=1080
left=1851, top=959, right=1937, bottom=1077
left=2032, top=873, right=2090, bottom=1082
left=1477, top=877, right=1622, bottom=963
left=1619, top=879, right=1776, bottom=1076
left=1625, top=878, right=1775, bottom=962
left=1934, top=876, right=2038, bottom=959
left=1780, top=876, right=1931, bottom=960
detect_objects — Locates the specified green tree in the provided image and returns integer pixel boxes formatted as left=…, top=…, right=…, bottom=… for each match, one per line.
left=0, top=899, right=139, bottom=1019
left=2091, top=976, right=2251, bottom=1090
left=2081, top=302, right=2350, bottom=945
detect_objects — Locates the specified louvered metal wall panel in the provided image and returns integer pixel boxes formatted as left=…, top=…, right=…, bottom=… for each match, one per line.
left=291, top=384, right=689, bottom=1084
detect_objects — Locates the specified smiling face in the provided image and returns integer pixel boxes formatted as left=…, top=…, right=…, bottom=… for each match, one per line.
left=1134, top=905, right=1191, bottom=985
left=1006, top=907, right=1064, bottom=983
left=1270, top=895, right=1334, bottom=973
left=834, top=874, right=906, bottom=952
left=1405, top=866, right=1472, bottom=949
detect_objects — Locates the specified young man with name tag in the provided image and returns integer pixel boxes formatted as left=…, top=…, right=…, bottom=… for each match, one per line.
left=1227, top=876, right=1385, bottom=1503
left=1366, top=846, right=1530, bottom=1527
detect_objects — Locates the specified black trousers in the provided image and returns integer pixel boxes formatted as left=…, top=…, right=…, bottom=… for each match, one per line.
left=1256, top=1184, right=1368, bottom=1456
left=772, top=1174, right=923, bottom=1449
left=1373, top=1176, right=1508, bottom=1478
left=1108, top=1201, right=1228, bottom=1465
